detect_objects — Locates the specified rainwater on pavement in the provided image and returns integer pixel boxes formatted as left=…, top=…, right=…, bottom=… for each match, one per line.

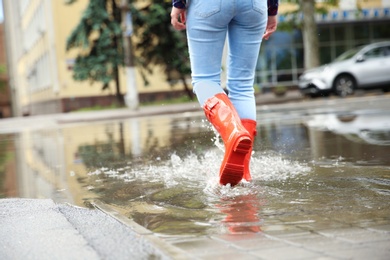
left=1, top=97, right=390, bottom=239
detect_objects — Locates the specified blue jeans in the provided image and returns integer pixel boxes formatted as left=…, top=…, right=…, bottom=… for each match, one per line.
left=187, top=0, right=267, bottom=120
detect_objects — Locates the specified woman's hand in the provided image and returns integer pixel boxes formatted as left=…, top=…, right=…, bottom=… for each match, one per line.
left=263, top=16, right=278, bottom=40
left=171, top=7, right=187, bottom=31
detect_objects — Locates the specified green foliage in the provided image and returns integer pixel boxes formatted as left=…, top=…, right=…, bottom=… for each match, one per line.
left=130, top=2, right=191, bottom=88
left=140, top=95, right=192, bottom=107
left=272, top=85, right=288, bottom=97
left=66, top=0, right=124, bottom=92
left=0, top=138, right=14, bottom=198
left=0, top=64, right=7, bottom=92
left=0, top=64, right=7, bottom=75
left=73, top=103, right=123, bottom=112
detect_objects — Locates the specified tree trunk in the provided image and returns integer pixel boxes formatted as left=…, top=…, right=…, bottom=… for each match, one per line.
left=111, top=0, right=124, bottom=106
left=181, top=75, right=195, bottom=100
left=118, top=122, right=126, bottom=156
left=302, top=0, right=320, bottom=69
left=114, top=66, right=125, bottom=105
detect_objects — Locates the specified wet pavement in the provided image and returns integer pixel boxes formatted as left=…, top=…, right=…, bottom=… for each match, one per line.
left=0, top=198, right=183, bottom=260
left=1, top=91, right=390, bottom=259
left=2, top=197, right=389, bottom=260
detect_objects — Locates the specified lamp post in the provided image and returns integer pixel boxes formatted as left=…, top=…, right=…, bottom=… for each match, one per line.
left=121, top=0, right=139, bottom=110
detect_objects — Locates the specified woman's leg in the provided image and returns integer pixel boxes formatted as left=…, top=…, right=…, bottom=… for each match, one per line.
left=186, top=0, right=232, bottom=105
left=226, top=1, right=268, bottom=120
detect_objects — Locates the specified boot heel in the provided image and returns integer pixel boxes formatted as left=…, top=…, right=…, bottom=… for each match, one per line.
left=220, top=164, right=245, bottom=185
left=220, top=136, right=252, bottom=186
left=224, top=163, right=245, bottom=173
left=234, top=137, right=252, bottom=153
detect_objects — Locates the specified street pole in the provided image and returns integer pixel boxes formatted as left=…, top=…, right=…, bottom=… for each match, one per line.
left=121, top=0, right=139, bottom=110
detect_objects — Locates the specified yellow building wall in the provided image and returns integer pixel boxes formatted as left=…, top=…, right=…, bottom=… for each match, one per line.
left=357, top=0, right=383, bottom=8
left=26, top=36, right=55, bottom=103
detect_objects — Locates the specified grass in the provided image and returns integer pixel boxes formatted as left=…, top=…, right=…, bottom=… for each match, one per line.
left=73, top=95, right=194, bottom=112
left=140, top=95, right=193, bottom=106
left=74, top=103, right=125, bottom=112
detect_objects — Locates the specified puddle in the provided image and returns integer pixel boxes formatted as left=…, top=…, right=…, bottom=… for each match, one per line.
left=1, top=100, right=390, bottom=236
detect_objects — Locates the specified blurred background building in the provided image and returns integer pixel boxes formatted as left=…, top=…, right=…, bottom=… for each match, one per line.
left=2, top=0, right=183, bottom=116
left=1, top=0, right=390, bottom=116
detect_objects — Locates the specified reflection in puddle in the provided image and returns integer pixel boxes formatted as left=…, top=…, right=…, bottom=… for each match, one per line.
left=1, top=104, right=390, bottom=237
left=306, top=111, right=390, bottom=145
left=82, top=150, right=311, bottom=235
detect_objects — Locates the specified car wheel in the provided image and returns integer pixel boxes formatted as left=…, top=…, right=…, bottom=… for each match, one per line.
left=333, top=75, right=356, bottom=97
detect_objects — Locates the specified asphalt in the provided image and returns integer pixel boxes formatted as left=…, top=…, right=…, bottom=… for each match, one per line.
left=1, top=90, right=390, bottom=260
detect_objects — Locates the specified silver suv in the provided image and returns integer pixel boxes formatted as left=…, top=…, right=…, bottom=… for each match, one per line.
left=298, top=41, right=390, bottom=97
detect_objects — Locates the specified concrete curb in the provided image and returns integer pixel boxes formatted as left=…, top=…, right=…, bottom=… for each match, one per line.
left=92, top=200, right=189, bottom=260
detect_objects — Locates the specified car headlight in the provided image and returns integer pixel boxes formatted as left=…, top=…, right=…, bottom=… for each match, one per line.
left=300, top=72, right=319, bottom=80
left=300, top=66, right=331, bottom=80
left=323, top=66, right=333, bottom=74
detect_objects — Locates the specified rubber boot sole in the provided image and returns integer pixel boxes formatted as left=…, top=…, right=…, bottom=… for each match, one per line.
left=219, top=136, right=252, bottom=186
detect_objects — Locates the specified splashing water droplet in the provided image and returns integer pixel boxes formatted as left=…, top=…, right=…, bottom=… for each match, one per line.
left=94, top=149, right=310, bottom=199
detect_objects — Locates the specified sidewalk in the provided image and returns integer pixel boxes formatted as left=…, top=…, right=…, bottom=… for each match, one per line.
left=0, top=198, right=187, bottom=260
left=2, top=198, right=389, bottom=260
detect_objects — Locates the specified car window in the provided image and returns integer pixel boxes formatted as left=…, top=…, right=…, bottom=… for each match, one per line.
left=334, top=46, right=364, bottom=62
left=364, top=47, right=384, bottom=59
left=383, top=46, right=390, bottom=56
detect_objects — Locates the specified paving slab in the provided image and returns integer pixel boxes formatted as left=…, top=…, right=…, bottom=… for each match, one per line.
left=0, top=198, right=186, bottom=260
left=2, top=195, right=390, bottom=259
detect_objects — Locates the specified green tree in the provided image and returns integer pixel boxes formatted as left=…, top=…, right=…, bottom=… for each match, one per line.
left=281, top=0, right=339, bottom=69
left=130, top=1, right=193, bottom=99
left=66, top=0, right=125, bottom=105
left=67, top=0, right=193, bottom=104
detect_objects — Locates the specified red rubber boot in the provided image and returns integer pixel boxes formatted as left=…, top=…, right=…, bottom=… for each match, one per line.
left=241, top=119, right=257, bottom=181
left=203, top=93, right=252, bottom=186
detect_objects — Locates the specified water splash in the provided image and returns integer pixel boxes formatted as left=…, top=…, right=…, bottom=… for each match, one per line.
left=251, top=151, right=311, bottom=181
left=88, top=149, right=311, bottom=199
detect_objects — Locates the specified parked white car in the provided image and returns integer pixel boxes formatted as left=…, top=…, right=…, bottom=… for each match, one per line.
left=299, top=41, right=390, bottom=97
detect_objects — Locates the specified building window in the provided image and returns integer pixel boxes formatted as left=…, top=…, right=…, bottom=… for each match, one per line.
left=353, top=23, right=370, bottom=41
left=372, top=22, right=390, bottom=39
left=256, top=29, right=303, bottom=88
